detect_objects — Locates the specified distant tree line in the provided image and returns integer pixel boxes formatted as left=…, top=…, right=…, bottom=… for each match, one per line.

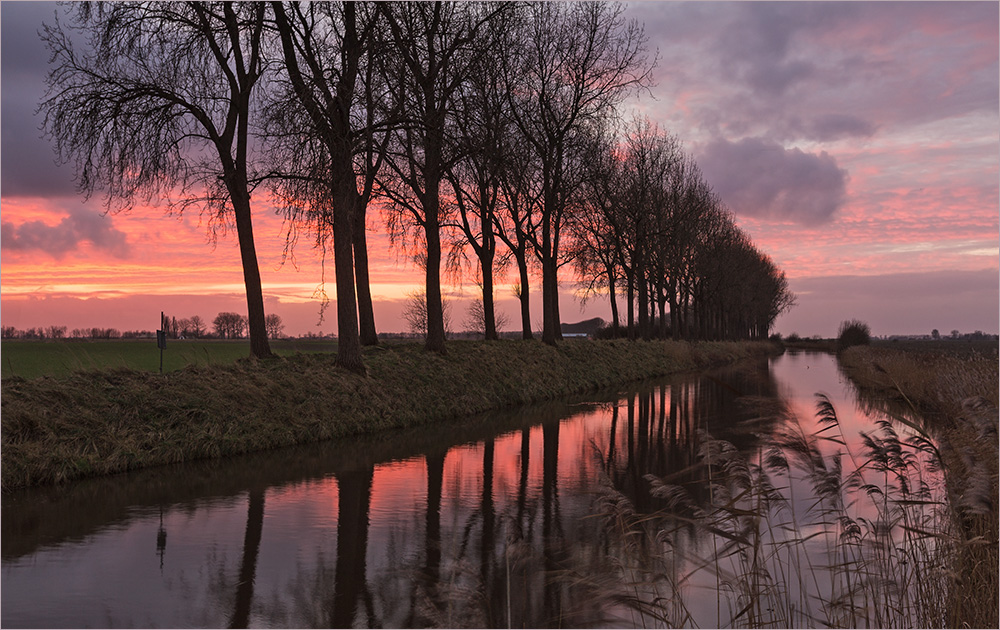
left=1, top=313, right=284, bottom=340
left=41, top=1, right=794, bottom=373
left=573, top=117, right=793, bottom=341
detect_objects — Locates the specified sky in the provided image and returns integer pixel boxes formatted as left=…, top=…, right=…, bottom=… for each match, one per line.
left=1, top=1, right=998, bottom=338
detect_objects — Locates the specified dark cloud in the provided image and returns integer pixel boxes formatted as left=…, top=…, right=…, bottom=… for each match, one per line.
left=697, top=137, right=848, bottom=226
left=795, top=114, right=877, bottom=142
left=715, top=2, right=858, bottom=95
left=1, top=2, right=59, bottom=78
left=1, top=2, right=79, bottom=198
left=629, top=1, right=998, bottom=144
left=1, top=207, right=130, bottom=259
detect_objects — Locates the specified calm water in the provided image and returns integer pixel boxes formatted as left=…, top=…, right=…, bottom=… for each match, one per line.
left=1, top=351, right=942, bottom=628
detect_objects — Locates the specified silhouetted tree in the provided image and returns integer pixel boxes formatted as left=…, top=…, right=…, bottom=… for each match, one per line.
left=378, top=1, right=508, bottom=353
left=268, top=1, right=392, bottom=371
left=264, top=313, right=284, bottom=339
left=463, top=295, right=510, bottom=339
left=188, top=315, right=207, bottom=338
left=444, top=9, right=519, bottom=341
left=493, top=126, right=540, bottom=340
left=504, top=1, right=654, bottom=344
left=573, top=121, right=627, bottom=333
left=214, top=312, right=246, bottom=339
left=41, top=2, right=274, bottom=358
left=402, top=290, right=451, bottom=339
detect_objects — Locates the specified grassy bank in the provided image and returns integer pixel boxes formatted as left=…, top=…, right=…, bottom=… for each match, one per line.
left=838, top=343, right=998, bottom=629
left=1, top=339, right=777, bottom=490
left=838, top=342, right=998, bottom=414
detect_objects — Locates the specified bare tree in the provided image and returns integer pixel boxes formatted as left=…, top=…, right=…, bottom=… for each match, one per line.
left=41, top=2, right=274, bottom=358
left=464, top=295, right=510, bottom=339
left=213, top=311, right=246, bottom=339
left=443, top=9, right=519, bottom=342
left=402, top=290, right=451, bottom=339
left=574, top=119, right=629, bottom=334
left=494, top=128, right=541, bottom=340
left=264, top=313, right=285, bottom=339
left=268, top=1, right=392, bottom=372
left=378, top=1, right=509, bottom=353
left=188, top=315, right=207, bottom=338
left=503, top=1, right=654, bottom=345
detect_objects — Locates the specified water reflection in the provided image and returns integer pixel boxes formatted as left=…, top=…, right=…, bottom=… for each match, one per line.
left=3, top=355, right=817, bottom=628
left=230, top=488, right=265, bottom=628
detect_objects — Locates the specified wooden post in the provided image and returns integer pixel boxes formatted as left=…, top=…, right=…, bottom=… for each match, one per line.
left=157, top=311, right=166, bottom=374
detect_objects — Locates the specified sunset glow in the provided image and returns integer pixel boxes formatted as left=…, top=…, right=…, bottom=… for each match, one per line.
left=2, top=2, right=997, bottom=338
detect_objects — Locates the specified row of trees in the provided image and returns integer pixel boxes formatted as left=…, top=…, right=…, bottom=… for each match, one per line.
left=2, top=326, right=71, bottom=340
left=1, top=313, right=285, bottom=340
left=573, top=117, right=794, bottom=341
left=41, top=1, right=792, bottom=373
left=1, top=327, right=155, bottom=340
left=161, top=315, right=208, bottom=339
left=209, top=312, right=284, bottom=339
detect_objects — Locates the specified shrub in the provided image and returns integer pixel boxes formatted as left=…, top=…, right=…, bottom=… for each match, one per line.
left=785, top=332, right=801, bottom=343
left=837, top=319, right=871, bottom=352
left=594, top=323, right=626, bottom=340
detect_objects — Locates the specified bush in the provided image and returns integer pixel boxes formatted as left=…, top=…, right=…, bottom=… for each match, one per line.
left=837, top=319, right=871, bottom=352
left=785, top=332, right=801, bottom=343
left=594, top=323, right=626, bottom=340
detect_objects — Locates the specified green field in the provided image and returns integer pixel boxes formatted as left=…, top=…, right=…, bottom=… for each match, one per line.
left=0, top=339, right=336, bottom=380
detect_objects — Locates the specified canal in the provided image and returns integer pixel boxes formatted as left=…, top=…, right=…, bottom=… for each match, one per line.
left=1, top=350, right=945, bottom=628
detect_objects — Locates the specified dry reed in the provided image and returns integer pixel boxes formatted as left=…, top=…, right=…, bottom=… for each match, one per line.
left=592, top=390, right=992, bottom=628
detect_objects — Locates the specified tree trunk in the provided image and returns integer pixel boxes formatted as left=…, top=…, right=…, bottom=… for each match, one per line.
left=516, top=252, right=533, bottom=340
left=625, top=272, right=635, bottom=340
left=607, top=268, right=620, bottom=332
left=423, top=186, right=447, bottom=353
left=637, top=262, right=649, bottom=340
left=353, top=207, right=379, bottom=346
left=668, top=278, right=679, bottom=340
left=481, top=249, right=498, bottom=341
left=552, top=264, right=563, bottom=342
left=657, top=280, right=668, bottom=339
left=479, top=199, right=499, bottom=341
left=334, top=181, right=365, bottom=373
left=541, top=256, right=559, bottom=346
left=231, top=192, right=273, bottom=359
left=539, top=178, right=561, bottom=345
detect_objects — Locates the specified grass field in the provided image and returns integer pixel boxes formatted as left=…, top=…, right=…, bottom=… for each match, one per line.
left=0, top=339, right=336, bottom=380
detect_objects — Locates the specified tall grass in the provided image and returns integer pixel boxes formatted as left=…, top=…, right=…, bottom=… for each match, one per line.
left=839, top=344, right=998, bottom=628
left=593, top=393, right=992, bottom=628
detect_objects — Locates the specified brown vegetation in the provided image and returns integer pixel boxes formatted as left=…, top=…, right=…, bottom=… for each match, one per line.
left=838, top=343, right=999, bottom=628
left=1, top=339, right=778, bottom=491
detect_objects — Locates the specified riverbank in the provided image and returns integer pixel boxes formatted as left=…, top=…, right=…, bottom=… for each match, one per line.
left=1, top=339, right=778, bottom=490
left=838, top=344, right=998, bottom=629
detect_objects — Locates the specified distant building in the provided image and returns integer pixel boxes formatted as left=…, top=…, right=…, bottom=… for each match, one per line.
left=560, top=317, right=607, bottom=339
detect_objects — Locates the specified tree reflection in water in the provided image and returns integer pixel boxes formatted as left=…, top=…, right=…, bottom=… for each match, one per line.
left=3, top=358, right=793, bottom=629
